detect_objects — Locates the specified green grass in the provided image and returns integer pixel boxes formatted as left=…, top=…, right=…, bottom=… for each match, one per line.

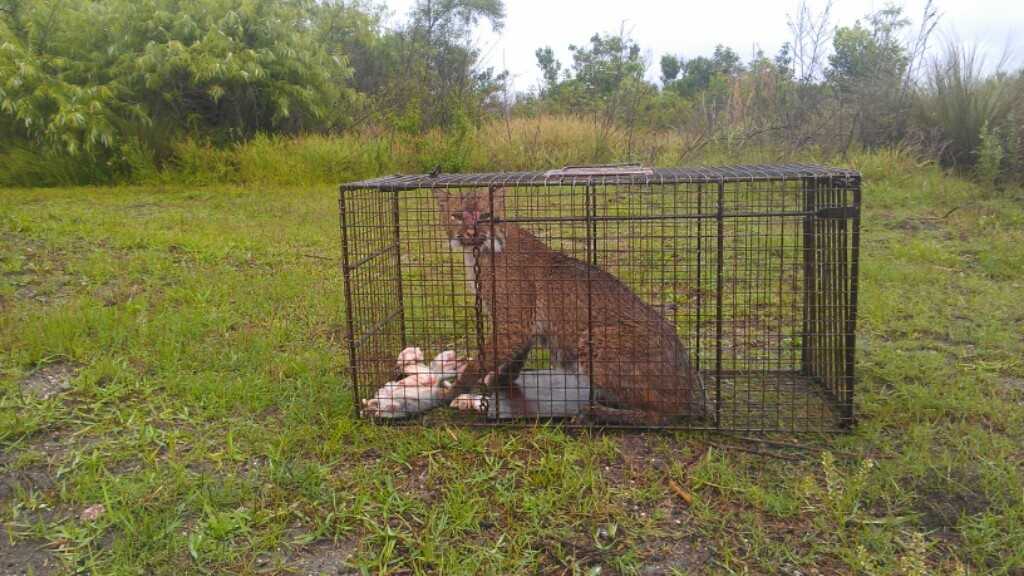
left=2, top=154, right=1023, bottom=575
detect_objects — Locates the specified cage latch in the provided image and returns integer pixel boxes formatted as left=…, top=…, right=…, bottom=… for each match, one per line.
left=544, top=163, right=654, bottom=177
left=815, top=206, right=859, bottom=219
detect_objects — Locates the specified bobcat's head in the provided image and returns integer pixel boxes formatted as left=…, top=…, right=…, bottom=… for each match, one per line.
left=434, top=186, right=506, bottom=253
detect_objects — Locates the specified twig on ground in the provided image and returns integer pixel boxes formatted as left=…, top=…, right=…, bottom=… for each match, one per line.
left=668, top=478, right=694, bottom=505
left=299, top=253, right=337, bottom=262
left=919, top=205, right=961, bottom=220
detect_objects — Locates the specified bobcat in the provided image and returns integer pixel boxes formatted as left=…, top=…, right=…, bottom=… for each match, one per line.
left=435, top=186, right=707, bottom=425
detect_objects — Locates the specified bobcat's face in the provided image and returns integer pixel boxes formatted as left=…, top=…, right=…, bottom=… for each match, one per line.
left=435, top=187, right=506, bottom=253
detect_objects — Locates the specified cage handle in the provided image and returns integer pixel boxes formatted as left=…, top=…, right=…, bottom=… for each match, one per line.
left=544, top=163, right=653, bottom=177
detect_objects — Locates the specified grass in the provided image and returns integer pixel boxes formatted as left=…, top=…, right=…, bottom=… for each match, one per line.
left=1, top=150, right=1023, bottom=575
left=4, top=115, right=832, bottom=188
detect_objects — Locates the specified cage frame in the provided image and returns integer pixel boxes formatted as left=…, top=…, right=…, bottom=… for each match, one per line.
left=340, top=164, right=861, bottom=432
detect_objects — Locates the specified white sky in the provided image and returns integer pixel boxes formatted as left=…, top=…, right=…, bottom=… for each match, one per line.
left=382, top=0, right=1023, bottom=92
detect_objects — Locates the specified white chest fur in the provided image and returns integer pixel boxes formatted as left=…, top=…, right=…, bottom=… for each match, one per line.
left=463, top=249, right=477, bottom=294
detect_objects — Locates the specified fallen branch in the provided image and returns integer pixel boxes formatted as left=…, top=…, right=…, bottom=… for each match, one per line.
left=668, top=478, right=694, bottom=505
left=299, top=253, right=337, bottom=262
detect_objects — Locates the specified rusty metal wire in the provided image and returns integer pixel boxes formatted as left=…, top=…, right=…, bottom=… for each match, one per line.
left=341, top=164, right=861, bottom=432
left=341, top=164, right=860, bottom=191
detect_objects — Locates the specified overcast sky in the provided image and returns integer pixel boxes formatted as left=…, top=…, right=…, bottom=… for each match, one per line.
left=383, top=0, right=1022, bottom=92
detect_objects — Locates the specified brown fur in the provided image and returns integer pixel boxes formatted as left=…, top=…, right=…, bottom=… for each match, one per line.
left=435, top=186, right=707, bottom=425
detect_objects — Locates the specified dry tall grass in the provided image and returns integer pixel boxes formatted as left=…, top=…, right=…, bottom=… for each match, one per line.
left=145, top=116, right=857, bottom=187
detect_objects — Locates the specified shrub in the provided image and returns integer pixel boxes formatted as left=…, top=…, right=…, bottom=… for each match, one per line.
left=976, top=121, right=1005, bottom=188
left=915, top=43, right=1017, bottom=171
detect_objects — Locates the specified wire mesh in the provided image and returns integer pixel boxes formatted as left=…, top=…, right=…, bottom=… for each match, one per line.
left=341, top=165, right=860, bottom=431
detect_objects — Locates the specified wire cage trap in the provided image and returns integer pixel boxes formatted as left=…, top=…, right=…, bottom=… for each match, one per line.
left=339, top=164, right=861, bottom=432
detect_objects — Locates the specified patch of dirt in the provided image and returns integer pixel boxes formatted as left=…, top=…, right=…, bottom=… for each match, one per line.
left=0, top=430, right=89, bottom=502
left=96, top=282, right=145, bottom=307
left=999, top=376, right=1024, bottom=403
left=911, top=469, right=991, bottom=535
left=1, top=235, right=77, bottom=306
left=593, top=436, right=716, bottom=573
left=637, top=537, right=713, bottom=575
left=0, top=537, right=60, bottom=576
left=19, top=362, right=78, bottom=400
left=607, top=434, right=702, bottom=478
left=0, top=464, right=53, bottom=503
left=389, top=456, right=436, bottom=504
left=595, top=435, right=658, bottom=489
left=280, top=538, right=359, bottom=576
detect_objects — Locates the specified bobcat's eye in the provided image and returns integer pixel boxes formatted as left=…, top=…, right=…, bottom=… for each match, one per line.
left=450, top=214, right=463, bottom=222
left=479, top=212, right=492, bottom=222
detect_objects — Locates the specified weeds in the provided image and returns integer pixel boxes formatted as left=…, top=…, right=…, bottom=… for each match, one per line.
left=805, top=451, right=877, bottom=530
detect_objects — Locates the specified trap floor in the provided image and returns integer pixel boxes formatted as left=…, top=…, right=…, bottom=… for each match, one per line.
left=392, top=369, right=842, bottom=432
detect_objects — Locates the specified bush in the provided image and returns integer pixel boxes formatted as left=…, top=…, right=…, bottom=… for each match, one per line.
left=0, top=0, right=357, bottom=159
left=0, top=146, right=116, bottom=187
left=915, top=43, right=1018, bottom=171
left=976, top=121, right=1005, bottom=187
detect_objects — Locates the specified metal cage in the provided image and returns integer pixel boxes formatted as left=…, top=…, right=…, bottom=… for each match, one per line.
left=339, top=164, right=861, bottom=432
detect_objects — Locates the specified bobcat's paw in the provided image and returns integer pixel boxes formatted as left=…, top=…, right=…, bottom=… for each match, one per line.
left=450, top=394, right=487, bottom=412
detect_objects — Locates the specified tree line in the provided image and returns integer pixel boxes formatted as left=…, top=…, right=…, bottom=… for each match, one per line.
left=1, top=0, right=504, bottom=171
left=1, top=0, right=1021, bottom=184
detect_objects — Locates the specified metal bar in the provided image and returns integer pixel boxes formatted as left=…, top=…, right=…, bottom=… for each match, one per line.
left=342, top=240, right=400, bottom=272
left=843, top=178, right=861, bottom=427
left=488, top=186, right=500, bottom=420
left=350, top=307, right=404, bottom=349
left=495, top=209, right=818, bottom=225
left=834, top=180, right=848, bottom=421
left=390, top=190, right=407, bottom=349
left=824, top=181, right=838, bottom=396
left=695, top=184, right=703, bottom=372
left=816, top=206, right=859, bottom=219
left=714, top=180, right=725, bottom=428
left=340, top=165, right=859, bottom=191
left=585, top=182, right=596, bottom=410
left=545, top=164, right=654, bottom=177
left=362, top=416, right=849, bottom=432
left=801, top=177, right=817, bottom=376
left=338, top=187, right=360, bottom=419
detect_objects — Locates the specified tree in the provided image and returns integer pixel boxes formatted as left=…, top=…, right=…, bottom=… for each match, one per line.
left=660, top=44, right=744, bottom=99
left=313, top=0, right=386, bottom=99
left=827, top=6, right=912, bottom=146
left=773, top=43, right=794, bottom=80
left=398, top=0, right=506, bottom=128
left=534, top=31, right=649, bottom=116
left=711, top=45, right=743, bottom=76
left=660, top=54, right=681, bottom=84
left=536, top=46, right=562, bottom=93
left=0, top=0, right=357, bottom=159
left=529, top=30, right=656, bottom=156
left=567, top=33, right=645, bottom=103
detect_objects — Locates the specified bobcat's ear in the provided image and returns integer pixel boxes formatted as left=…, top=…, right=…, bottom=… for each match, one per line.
left=487, top=186, right=506, bottom=214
